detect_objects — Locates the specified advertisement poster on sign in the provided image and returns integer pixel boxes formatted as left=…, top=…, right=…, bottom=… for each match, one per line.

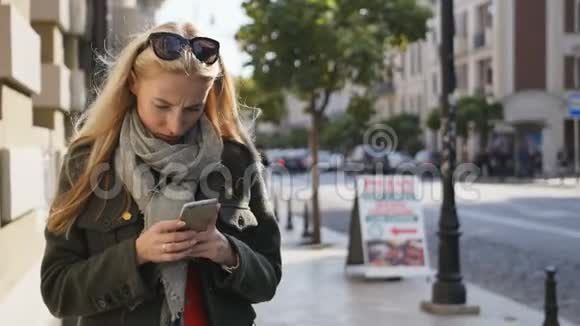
left=350, top=175, right=430, bottom=278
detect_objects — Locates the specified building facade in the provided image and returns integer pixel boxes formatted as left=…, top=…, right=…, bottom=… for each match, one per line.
left=379, top=0, right=580, bottom=175
left=0, top=0, right=166, bottom=228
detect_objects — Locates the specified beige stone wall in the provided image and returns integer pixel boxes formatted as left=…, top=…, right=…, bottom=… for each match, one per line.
left=0, top=0, right=86, bottom=226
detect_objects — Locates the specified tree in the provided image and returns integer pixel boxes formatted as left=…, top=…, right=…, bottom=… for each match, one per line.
left=456, top=96, right=503, bottom=149
left=237, top=0, right=431, bottom=244
left=426, top=108, right=442, bottom=131
left=381, top=113, right=422, bottom=155
left=425, top=97, right=504, bottom=151
left=321, top=93, right=376, bottom=152
left=321, top=114, right=354, bottom=152
left=236, top=77, right=287, bottom=125
left=426, top=108, right=442, bottom=151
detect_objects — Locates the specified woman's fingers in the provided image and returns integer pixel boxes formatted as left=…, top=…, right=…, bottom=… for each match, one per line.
left=189, top=242, right=214, bottom=257
left=192, top=228, right=215, bottom=242
left=161, top=249, right=194, bottom=262
left=152, top=220, right=186, bottom=233
left=158, top=230, right=197, bottom=244
left=161, top=239, right=198, bottom=254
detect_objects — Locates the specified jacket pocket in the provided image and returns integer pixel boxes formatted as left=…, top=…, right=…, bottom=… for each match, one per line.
left=76, top=197, right=142, bottom=254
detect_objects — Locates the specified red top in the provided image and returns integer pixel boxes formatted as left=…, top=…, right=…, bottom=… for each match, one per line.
left=183, top=264, right=209, bottom=326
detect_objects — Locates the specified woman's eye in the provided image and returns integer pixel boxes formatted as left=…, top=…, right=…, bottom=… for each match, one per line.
left=155, top=105, right=170, bottom=111
left=185, top=106, right=201, bottom=112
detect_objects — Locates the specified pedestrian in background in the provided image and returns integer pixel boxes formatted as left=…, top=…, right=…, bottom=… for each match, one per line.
left=40, top=22, right=281, bottom=326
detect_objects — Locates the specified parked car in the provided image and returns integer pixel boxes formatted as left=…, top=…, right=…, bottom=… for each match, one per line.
left=414, top=150, right=442, bottom=169
left=303, top=151, right=345, bottom=171
left=387, top=151, right=417, bottom=174
left=344, top=145, right=391, bottom=174
left=271, top=148, right=309, bottom=173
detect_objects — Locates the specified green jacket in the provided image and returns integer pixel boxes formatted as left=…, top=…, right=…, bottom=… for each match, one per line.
left=41, top=139, right=282, bottom=326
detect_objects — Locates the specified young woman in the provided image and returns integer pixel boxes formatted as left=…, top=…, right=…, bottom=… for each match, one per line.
left=41, top=22, right=281, bottom=326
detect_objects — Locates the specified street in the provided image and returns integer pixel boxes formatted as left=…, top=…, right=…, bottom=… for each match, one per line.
left=270, top=171, right=580, bottom=324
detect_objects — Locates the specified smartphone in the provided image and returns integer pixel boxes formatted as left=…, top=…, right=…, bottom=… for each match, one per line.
left=179, top=198, right=220, bottom=231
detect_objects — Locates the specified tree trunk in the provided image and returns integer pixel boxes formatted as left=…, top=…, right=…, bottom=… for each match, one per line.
left=310, top=111, right=322, bottom=244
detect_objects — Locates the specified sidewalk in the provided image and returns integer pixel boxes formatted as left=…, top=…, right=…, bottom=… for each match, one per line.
left=0, top=210, right=59, bottom=326
left=255, top=218, right=578, bottom=326
left=476, top=175, right=580, bottom=189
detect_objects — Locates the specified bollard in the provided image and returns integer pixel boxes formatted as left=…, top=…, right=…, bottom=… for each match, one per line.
left=302, top=201, right=310, bottom=238
left=285, top=198, right=294, bottom=231
left=543, top=266, right=560, bottom=326
left=273, top=194, right=279, bottom=222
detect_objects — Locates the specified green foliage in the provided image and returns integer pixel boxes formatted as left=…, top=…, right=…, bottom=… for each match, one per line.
left=456, top=96, right=504, bottom=140
left=321, top=93, right=376, bottom=152
left=346, top=94, right=376, bottom=126
left=321, top=114, right=355, bottom=151
left=236, top=77, right=287, bottom=124
left=381, top=113, right=422, bottom=154
left=237, top=0, right=432, bottom=112
left=426, top=108, right=441, bottom=131
left=424, top=97, right=504, bottom=143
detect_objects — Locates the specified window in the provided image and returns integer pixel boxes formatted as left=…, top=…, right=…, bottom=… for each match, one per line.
left=410, top=46, right=416, bottom=76
left=477, top=58, right=493, bottom=92
left=400, top=53, right=406, bottom=79
left=432, top=73, right=439, bottom=95
left=565, top=56, right=576, bottom=89
left=456, top=64, right=468, bottom=90
left=476, top=2, right=493, bottom=34
left=456, top=11, right=468, bottom=38
left=487, top=63, right=494, bottom=84
left=417, top=44, right=423, bottom=74
left=566, top=0, right=578, bottom=33
left=577, top=0, right=580, bottom=32
left=576, top=58, right=580, bottom=88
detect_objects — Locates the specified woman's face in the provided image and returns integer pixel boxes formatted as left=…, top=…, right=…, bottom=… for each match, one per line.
left=130, top=70, right=213, bottom=144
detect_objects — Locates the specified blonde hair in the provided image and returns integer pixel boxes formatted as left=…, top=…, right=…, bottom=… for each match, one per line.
left=47, top=22, right=246, bottom=235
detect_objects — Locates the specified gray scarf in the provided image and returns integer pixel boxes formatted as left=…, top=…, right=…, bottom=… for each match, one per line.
left=114, top=109, right=223, bottom=325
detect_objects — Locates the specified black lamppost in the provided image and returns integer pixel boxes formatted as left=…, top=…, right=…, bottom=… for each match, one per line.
left=421, top=0, right=479, bottom=314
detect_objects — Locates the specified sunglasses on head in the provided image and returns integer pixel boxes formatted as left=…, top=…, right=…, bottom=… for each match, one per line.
left=141, top=32, right=220, bottom=65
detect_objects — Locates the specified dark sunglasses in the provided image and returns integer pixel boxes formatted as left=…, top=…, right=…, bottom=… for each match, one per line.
left=141, top=32, right=220, bottom=65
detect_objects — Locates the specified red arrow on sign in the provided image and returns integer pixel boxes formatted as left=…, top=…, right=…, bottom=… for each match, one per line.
left=391, top=228, right=417, bottom=236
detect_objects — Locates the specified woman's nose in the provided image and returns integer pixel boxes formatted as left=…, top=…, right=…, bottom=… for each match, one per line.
left=167, top=113, right=187, bottom=136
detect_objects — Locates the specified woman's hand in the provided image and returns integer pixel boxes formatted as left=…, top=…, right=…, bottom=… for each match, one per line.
left=189, top=223, right=238, bottom=267
left=135, top=220, right=198, bottom=265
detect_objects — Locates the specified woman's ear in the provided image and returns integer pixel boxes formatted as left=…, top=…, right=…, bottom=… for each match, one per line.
left=129, top=70, right=139, bottom=95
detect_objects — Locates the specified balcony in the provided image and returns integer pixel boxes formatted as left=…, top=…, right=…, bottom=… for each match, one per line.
left=374, top=81, right=396, bottom=96
left=31, top=0, right=70, bottom=32
left=33, top=64, right=71, bottom=112
left=0, top=4, right=41, bottom=95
